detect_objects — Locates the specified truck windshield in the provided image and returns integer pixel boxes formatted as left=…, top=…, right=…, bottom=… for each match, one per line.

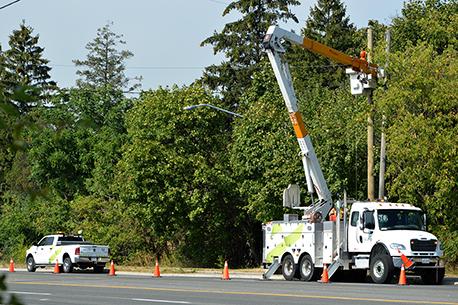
left=377, top=209, right=425, bottom=231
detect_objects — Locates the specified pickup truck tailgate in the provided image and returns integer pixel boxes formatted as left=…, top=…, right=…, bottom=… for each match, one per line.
left=79, top=245, right=109, bottom=257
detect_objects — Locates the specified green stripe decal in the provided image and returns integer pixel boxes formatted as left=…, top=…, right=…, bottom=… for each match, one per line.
left=266, top=223, right=304, bottom=263
left=49, top=247, right=62, bottom=264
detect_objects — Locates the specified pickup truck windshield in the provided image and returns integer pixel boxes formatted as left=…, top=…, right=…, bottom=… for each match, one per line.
left=378, top=209, right=425, bottom=231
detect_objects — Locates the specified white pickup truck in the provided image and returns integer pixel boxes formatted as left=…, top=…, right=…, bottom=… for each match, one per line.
left=26, top=234, right=110, bottom=273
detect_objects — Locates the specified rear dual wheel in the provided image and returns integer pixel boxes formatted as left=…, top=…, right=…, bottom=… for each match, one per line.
left=299, top=254, right=319, bottom=281
left=282, top=254, right=318, bottom=281
left=281, top=254, right=296, bottom=281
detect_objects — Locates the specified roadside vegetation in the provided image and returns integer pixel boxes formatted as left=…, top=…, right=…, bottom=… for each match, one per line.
left=0, top=0, right=456, bottom=272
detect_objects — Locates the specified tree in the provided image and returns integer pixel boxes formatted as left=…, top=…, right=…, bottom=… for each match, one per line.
left=115, top=85, right=253, bottom=266
left=391, top=0, right=458, bottom=54
left=376, top=44, right=458, bottom=265
left=73, top=22, right=141, bottom=91
left=200, top=0, right=299, bottom=107
left=1, top=22, right=56, bottom=113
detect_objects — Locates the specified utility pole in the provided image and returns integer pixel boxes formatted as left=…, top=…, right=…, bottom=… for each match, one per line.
left=367, top=26, right=375, bottom=201
left=378, top=30, right=390, bottom=200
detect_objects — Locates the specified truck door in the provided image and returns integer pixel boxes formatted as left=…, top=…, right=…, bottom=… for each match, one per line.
left=358, top=210, right=375, bottom=252
left=348, top=211, right=359, bottom=251
left=348, top=210, right=374, bottom=252
left=35, top=236, right=55, bottom=264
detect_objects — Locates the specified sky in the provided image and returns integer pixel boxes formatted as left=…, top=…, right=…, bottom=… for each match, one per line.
left=0, top=0, right=405, bottom=91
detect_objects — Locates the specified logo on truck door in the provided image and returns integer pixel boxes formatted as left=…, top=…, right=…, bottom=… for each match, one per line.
left=48, top=247, right=62, bottom=264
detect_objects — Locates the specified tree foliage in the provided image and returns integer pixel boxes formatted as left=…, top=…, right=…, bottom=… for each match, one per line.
left=376, top=44, right=458, bottom=259
left=201, top=0, right=299, bottom=106
left=1, top=22, right=56, bottom=112
left=391, top=0, right=458, bottom=53
left=115, top=85, right=255, bottom=266
left=73, top=22, right=141, bottom=91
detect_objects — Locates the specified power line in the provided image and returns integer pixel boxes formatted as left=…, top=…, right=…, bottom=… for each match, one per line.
left=51, top=64, right=204, bottom=70
left=207, top=0, right=228, bottom=5
left=51, top=63, right=346, bottom=70
left=0, top=0, right=20, bottom=10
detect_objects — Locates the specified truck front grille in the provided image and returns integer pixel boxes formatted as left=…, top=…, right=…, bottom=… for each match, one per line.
left=410, top=239, right=437, bottom=252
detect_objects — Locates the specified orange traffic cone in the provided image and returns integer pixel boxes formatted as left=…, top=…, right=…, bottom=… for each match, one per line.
left=9, top=258, right=15, bottom=272
left=398, top=264, right=407, bottom=285
left=398, top=249, right=413, bottom=269
left=108, top=260, right=116, bottom=276
left=153, top=258, right=161, bottom=278
left=320, top=264, right=329, bottom=283
left=222, top=260, right=230, bottom=280
left=53, top=259, right=60, bottom=274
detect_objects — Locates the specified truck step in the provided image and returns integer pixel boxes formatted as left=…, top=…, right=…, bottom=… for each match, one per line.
left=327, top=259, right=344, bottom=278
left=263, top=258, right=281, bottom=280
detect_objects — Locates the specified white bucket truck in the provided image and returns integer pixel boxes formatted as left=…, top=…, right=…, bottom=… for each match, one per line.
left=261, top=25, right=445, bottom=284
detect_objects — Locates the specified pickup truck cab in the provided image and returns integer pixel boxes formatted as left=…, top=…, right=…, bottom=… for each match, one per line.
left=26, top=234, right=110, bottom=273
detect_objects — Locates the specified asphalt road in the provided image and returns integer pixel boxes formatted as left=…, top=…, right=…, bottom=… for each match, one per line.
left=2, top=270, right=458, bottom=305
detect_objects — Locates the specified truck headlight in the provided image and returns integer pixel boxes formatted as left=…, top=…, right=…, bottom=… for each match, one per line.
left=390, top=243, right=406, bottom=250
left=438, top=241, right=444, bottom=251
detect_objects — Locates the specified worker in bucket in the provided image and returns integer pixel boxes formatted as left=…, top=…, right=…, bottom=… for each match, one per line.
left=329, top=207, right=337, bottom=221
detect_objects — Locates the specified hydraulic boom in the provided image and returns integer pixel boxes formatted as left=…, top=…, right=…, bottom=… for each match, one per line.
left=262, top=25, right=382, bottom=221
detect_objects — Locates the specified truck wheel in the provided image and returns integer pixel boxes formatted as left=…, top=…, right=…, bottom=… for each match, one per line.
left=26, top=256, right=36, bottom=272
left=62, top=257, right=73, bottom=273
left=421, top=268, right=445, bottom=285
left=299, top=254, right=316, bottom=281
left=282, top=254, right=296, bottom=281
left=370, top=254, right=394, bottom=284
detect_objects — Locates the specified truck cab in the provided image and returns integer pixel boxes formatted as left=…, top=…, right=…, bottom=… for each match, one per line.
left=348, top=202, right=444, bottom=283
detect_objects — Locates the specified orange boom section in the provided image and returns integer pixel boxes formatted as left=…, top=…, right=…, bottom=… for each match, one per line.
left=301, top=37, right=378, bottom=77
left=289, top=112, right=308, bottom=139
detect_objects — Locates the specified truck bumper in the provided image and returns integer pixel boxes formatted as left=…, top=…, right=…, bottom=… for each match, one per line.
left=392, top=256, right=444, bottom=272
left=74, top=256, right=109, bottom=265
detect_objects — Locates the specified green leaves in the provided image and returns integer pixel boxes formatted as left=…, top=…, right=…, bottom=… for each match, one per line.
left=375, top=44, right=458, bottom=261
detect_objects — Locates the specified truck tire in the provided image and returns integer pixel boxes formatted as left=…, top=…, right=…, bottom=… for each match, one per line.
left=298, top=254, right=317, bottom=281
left=370, top=254, right=394, bottom=284
left=26, top=256, right=36, bottom=272
left=282, top=254, right=296, bottom=281
left=62, top=256, right=73, bottom=273
left=421, top=268, right=445, bottom=285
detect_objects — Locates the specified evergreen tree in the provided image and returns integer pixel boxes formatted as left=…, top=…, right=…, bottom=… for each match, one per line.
left=200, top=0, right=300, bottom=107
left=73, top=22, right=141, bottom=92
left=304, top=0, right=356, bottom=51
left=2, top=22, right=56, bottom=113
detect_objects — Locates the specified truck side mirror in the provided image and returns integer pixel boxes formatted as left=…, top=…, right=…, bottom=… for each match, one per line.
left=362, top=210, right=375, bottom=230
left=364, top=219, right=375, bottom=230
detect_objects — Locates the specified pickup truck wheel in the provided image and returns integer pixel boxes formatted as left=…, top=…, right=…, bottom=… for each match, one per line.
left=281, top=254, right=296, bottom=281
left=421, top=268, right=445, bottom=285
left=62, top=257, right=73, bottom=273
left=299, top=254, right=316, bottom=281
left=370, top=254, right=394, bottom=284
left=26, top=256, right=36, bottom=272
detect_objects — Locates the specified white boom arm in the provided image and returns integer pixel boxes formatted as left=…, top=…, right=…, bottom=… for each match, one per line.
left=263, top=26, right=332, bottom=220
left=263, top=25, right=383, bottom=220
